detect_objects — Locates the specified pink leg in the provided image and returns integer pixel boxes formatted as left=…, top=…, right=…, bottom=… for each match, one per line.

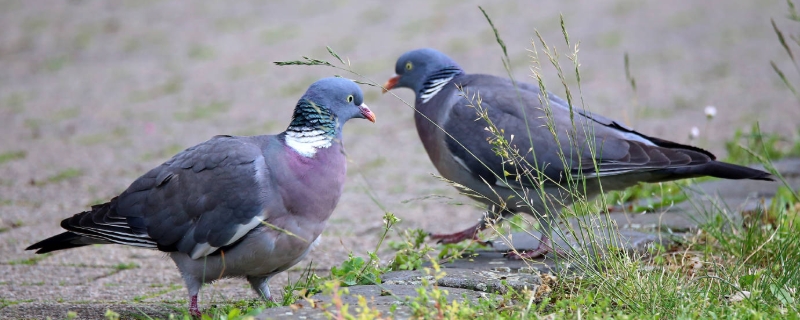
left=189, top=295, right=201, bottom=318
left=506, top=234, right=566, bottom=260
left=429, top=209, right=512, bottom=246
left=429, top=221, right=491, bottom=246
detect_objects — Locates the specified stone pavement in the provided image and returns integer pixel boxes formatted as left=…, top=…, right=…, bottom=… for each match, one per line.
left=1, top=0, right=798, bottom=319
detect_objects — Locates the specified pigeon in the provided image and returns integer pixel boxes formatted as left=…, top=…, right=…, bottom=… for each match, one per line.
left=383, top=48, right=772, bottom=259
left=27, top=77, right=376, bottom=316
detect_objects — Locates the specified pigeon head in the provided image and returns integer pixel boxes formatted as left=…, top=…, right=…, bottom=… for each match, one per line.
left=295, top=77, right=376, bottom=126
left=285, top=77, right=376, bottom=157
left=383, top=48, right=463, bottom=101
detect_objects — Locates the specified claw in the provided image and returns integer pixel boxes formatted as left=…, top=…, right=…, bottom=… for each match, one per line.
left=429, top=221, right=484, bottom=244
left=504, top=235, right=565, bottom=260
left=189, top=295, right=201, bottom=318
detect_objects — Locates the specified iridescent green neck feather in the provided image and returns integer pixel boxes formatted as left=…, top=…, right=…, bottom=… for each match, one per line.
left=284, top=100, right=338, bottom=157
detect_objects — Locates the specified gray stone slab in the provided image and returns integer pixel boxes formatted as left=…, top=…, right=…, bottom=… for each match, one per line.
left=255, top=284, right=486, bottom=320
left=383, top=268, right=543, bottom=294
left=490, top=229, right=668, bottom=256
left=0, top=303, right=172, bottom=320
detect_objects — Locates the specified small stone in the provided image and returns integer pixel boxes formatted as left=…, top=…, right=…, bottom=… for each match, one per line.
left=518, top=267, right=538, bottom=274
left=724, top=291, right=750, bottom=303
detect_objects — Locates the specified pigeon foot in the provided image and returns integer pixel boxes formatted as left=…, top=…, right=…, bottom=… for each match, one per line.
left=429, top=223, right=492, bottom=246
left=189, top=295, right=201, bottom=318
left=505, top=235, right=566, bottom=260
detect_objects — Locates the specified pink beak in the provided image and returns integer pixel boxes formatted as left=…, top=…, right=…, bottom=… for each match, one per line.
left=359, top=103, right=376, bottom=122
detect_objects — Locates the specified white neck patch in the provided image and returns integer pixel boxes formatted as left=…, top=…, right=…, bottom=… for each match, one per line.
left=285, top=128, right=333, bottom=157
left=420, top=76, right=454, bottom=103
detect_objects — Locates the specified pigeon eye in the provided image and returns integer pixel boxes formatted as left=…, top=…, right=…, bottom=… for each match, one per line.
left=405, top=62, right=413, bottom=70
left=346, top=95, right=354, bottom=103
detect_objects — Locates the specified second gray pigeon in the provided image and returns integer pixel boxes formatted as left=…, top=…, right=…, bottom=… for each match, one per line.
left=27, top=77, right=376, bottom=316
left=383, top=48, right=772, bottom=259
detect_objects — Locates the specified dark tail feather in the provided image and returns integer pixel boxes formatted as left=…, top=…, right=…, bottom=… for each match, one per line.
left=26, top=231, right=90, bottom=254
left=673, top=161, right=774, bottom=181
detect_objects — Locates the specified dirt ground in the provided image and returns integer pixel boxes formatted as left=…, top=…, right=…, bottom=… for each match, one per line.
left=1, top=0, right=798, bottom=318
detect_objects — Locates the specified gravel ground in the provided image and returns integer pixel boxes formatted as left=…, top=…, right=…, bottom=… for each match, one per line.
left=0, top=0, right=797, bottom=318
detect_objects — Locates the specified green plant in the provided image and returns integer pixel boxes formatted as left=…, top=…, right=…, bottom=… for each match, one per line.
left=279, top=261, right=324, bottom=305
left=770, top=0, right=800, bottom=103
left=388, top=228, right=432, bottom=271
left=725, top=123, right=800, bottom=165
left=331, top=253, right=383, bottom=286
left=407, top=260, right=478, bottom=319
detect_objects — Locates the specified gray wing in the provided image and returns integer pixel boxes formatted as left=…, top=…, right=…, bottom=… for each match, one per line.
left=61, top=135, right=276, bottom=259
left=515, top=79, right=718, bottom=159
left=442, top=75, right=714, bottom=189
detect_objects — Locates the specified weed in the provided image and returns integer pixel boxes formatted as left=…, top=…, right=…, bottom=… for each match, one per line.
left=332, top=212, right=399, bottom=286
left=331, top=253, right=382, bottom=286
left=174, top=101, right=230, bottom=121
left=0, top=150, right=26, bottom=165
left=38, top=168, right=83, bottom=185
left=188, top=44, right=216, bottom=60
left=388, top=228, right=432, bottom=271
left=260, top=26, right=299, bottom=45
left=129, top=77, right=183, bottom=102
left=113, top=262, right=139, bottom=270
left=725, top=123, right=800, bottom=165
left=7, top=253, right=51, bottom=265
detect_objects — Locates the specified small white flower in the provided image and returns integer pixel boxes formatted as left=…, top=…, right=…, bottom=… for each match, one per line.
left=689, top=126, right=700, bottom=139
left=704, top=105, right=717, bottom=119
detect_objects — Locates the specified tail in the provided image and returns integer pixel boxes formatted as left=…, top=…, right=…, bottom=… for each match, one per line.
left=28, top=200, right=156, bottom=254
left=669, top=160, right=774, bottom=181
left=26, top=231, right=93, bottom=254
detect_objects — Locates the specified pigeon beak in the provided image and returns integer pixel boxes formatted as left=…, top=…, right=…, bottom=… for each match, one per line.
left=382, top=75, right=400, bottom=94
left=359, top=103, right=376, bottom=123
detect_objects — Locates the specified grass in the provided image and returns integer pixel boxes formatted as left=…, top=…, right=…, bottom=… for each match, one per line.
left=188, top=44, right=216, bottom=60
left=113, top=262, right=139, bottom=271
left=128, top=77, right=183, bottom=103
left=173, top=101, right=230, bottom=121
left=37, top=168, right=83, bottom=186
left=7, top=253, right=51, bottom=265
left=0, top=150, right=26, bottom=165
left=3, top=92, right=27, bottom=113
left=260, top=25, right=300, bottom=45
left=140, top=143, right=186, bottom=162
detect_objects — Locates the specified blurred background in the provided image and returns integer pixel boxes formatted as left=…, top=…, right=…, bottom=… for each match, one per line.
left=1, top=0, right=798, bottom=317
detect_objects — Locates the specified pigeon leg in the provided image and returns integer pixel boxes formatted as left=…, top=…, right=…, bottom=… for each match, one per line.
left=247, top=275, right=273, bottom=302
left=177, top=266, right=203, bottom=317
left=429, top=208, right=512, bottom=246
left=189, top=295, right=201, bottom=317
left=429, top=221, right=486, bottom=244
left=506, top=234, right=566, bottom=260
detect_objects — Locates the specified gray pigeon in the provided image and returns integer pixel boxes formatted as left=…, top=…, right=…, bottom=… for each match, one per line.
left=27, top=77, right=376, bottom=316
left=383, top=48, right=772, bottom=259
